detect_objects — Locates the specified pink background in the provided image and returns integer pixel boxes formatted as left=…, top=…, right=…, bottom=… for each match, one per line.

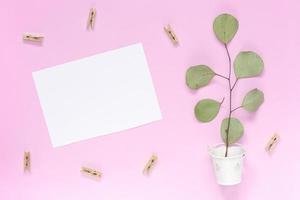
left=1, top=0, right=300, bottom=199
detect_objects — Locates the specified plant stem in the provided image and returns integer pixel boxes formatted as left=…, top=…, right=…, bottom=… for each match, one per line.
left=231, top=78, right=239, bottom=91
left=224, top=44, right=233, bottom=157
left=231, top=106, right=242, bottom=113
left=220, top=97, right=225, bottom=105
left=215, top=72, right=229, bottom=80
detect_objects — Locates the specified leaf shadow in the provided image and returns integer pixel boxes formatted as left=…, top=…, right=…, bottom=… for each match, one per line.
left=22, top=40, right=44, bottom=47
left=237, top=109, right=260, bottom=123
left=219, top=184, right=242, bottom=200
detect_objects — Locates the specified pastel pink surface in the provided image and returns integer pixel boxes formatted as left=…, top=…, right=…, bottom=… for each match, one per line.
left=1, top=0, right=299, bottom=199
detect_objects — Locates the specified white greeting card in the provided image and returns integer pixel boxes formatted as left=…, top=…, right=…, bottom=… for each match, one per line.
left=33, top=43, right=162, bottom=147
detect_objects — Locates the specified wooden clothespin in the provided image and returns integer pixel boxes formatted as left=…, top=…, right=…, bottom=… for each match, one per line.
left=81, top=166, right=101, bottom=178
left=143, top=154, right=157, bottom=175
left=164, top=24, right=179, bottom=45
left=24, top=152, right=31, bottom=172
left=23, top=34, right=44, bottom=42
left=87, top=8, right=97, bottom=30
left=265, top=134, right=280, bottom=153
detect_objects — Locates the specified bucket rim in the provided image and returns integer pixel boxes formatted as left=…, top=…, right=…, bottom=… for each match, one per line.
left=208, top=143, right=246, bottom=159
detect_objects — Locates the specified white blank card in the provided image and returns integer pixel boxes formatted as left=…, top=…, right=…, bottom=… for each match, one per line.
left=33, top=43, right=162, bottom=147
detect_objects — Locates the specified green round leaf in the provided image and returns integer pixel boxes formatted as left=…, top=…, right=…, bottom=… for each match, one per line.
left=242, top=88, right=264, bottom=112
left=194, top=99, right=222, bottom=122
left=221, top=118, right=244, bottom=144
left=234, top=51, right=264, bottom=78
left=186, top=65, right=215, bottom=89
left=213, top=13, right=239, bottom=44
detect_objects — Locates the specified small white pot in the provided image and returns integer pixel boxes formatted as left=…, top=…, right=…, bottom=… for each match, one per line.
left=208, top=143, right=245, bottom=186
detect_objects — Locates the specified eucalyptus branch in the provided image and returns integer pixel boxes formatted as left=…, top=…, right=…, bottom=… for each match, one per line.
left=224, top=44, right=232, bottom=157
left=185, top=13, right=265, bottom=161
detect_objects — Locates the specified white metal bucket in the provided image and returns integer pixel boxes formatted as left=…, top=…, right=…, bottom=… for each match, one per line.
left=208, top=144, right=245, bottom=185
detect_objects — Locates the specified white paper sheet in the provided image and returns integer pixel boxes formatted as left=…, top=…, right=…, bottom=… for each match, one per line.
left=33, top=43, right=162, bottom=147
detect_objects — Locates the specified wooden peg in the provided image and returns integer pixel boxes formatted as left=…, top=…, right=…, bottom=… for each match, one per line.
left=23, top=34, right=44, bottom=42
left=164, top=24, right=179, bottom=45
left=81, top=166, right=101, bottom=178
left=265, top=134, right=280, bottom=153
left=143, top=154, right=157, bottom=175
left=24, top=152, right=30, bottom=172
left=87, top=8, right=97, bottom=30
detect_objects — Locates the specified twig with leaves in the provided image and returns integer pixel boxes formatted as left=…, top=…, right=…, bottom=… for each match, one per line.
left=186, top=13, right=265, bottom=157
